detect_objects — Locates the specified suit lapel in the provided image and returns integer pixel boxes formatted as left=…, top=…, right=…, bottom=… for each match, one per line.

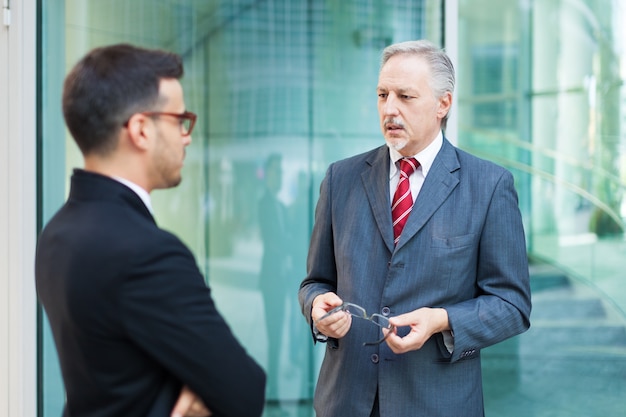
left=395, top=139, right=461, bottom=250
left=361, top=146, right=395, bottom=253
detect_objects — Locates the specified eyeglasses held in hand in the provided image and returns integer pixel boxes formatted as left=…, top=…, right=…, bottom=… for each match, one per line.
left=316, top=302, right=395, bottom=346
left=124, top=111, right=197, bottom=136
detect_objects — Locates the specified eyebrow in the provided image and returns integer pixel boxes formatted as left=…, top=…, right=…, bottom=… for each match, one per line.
left=377, top=87, right=418, bottom=96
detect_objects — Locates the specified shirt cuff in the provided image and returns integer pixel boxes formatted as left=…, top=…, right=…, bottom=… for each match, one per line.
left=313, top=323, right=328, bottom=342
left=442, top=330, right=455, bottom=353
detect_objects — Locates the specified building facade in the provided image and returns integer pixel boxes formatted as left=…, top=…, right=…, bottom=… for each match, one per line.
left=2, top=1, right=626, bottom=416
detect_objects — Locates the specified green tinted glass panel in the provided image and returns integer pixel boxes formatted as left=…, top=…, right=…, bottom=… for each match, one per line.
left=39, top=1, right=441, bottom=415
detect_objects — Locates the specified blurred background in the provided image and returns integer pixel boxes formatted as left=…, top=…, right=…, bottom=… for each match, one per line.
left=35, top=1, right=626, bottom=416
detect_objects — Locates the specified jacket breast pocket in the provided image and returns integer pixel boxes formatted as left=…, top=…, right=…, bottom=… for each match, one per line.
left=430, top=233, right=478, bottom=285
left=431, top=233, right=476, bottom=249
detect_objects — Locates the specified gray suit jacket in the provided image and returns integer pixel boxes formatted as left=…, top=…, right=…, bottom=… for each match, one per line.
left=299, top=139, right=531, bottom=417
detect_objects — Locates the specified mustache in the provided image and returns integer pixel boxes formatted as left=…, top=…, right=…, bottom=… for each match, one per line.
left=384, top=118, right=405, bottom=129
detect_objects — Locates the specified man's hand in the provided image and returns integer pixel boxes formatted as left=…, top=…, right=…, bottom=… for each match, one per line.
left=383, top=307, right=450, bottom=354
left=311, top=292, right=351, bottom=339
left=171, top=385, right=212, bottom=417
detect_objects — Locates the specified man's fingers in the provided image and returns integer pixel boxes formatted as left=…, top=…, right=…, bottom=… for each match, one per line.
left=171, top=386, right=212, bottom=417
left=171, top=385, right=196, bottom=417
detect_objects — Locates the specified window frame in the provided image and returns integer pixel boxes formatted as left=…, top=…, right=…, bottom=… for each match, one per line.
left=0, top=0, right=38, bottom=415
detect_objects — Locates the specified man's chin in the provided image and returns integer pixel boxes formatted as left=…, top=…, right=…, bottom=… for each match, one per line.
left=154, top=176, right=182, bottom=190
left=385, top=138, right=408, bottom=152
left=170, top=175, right=183, bottom=188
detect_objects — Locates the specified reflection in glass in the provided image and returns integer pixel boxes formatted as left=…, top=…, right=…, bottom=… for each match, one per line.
left=458, top=1, right=626, bottom=416
left=258, top=154, right=293, bottom=401
left=41, top=1, right=443, bottom=416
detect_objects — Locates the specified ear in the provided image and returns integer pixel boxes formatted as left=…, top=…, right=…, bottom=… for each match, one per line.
left=437, top=92, right=453, bottom=120
left=124, top=113, right=153, bottom=151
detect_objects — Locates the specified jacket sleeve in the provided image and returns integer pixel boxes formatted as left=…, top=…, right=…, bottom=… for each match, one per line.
left=121, top=233, right=266, bottom=417
left=298, top=164, right=338, bottom=340
left=445, top=168, right=532, bottom=363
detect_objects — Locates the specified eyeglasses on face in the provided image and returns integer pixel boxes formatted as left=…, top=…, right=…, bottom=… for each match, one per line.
left=317, top=302, right=395, bottom=346
left=124, top=111, right=197, bottom=136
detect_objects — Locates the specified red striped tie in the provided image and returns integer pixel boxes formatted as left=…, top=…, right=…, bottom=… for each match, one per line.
left=392, top=158, right=419, bottom=245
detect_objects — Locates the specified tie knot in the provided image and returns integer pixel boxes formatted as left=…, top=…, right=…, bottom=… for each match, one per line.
left=399, top=158, right=419, bottom=177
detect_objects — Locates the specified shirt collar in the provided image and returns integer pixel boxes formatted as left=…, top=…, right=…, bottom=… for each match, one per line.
left=112, top=176, right=154, bottom=213
left=389, top=130, right=443, bottom=178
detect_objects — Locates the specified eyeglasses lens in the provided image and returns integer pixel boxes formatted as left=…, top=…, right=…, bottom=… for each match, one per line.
left=342, top=304, right=391, bottom=329
left=180, top=118, right=191, bottom=134
left=343, top=304, right=366, bottom=317
left=370, top=315, right=391, bottom=329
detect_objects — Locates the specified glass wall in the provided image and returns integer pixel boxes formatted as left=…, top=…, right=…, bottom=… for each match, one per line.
left=40, top=0, right=626, bottom=415
left=457, top=0, right=626, bottom=415
left=39, top=1, right=443, bottom=415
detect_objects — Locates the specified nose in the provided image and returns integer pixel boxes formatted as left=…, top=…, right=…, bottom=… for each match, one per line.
left=382, top=93, right=399, bottom=116
left=183, top=134, right=192, bottom=146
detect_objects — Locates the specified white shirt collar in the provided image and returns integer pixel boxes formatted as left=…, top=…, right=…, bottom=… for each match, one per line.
left=112, top=176, right=154, bottom=213
left=389, top=130, right=443, bottom=178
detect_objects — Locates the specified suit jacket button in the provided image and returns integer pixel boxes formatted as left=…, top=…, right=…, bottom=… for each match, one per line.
left=371, top=354, right=379, bottom=364
left=381, top=306, right=391, bottom=316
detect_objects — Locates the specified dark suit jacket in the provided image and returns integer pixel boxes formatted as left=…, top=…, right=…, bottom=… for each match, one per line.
left=35, top=169, right=266, bottom=417
left=299, top=139, right=532, bottom=417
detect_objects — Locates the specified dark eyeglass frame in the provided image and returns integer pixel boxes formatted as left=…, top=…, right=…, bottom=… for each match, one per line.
left=124, top=111, right=197, bottom=136
left=316, top=302, right=395, bottom=346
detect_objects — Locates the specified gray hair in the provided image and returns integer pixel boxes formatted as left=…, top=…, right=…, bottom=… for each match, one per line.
left=380, top=40, right=455, bottom=130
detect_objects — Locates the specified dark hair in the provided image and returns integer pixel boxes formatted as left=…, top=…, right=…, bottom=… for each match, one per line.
left=62, top=43, right=184, bottom=156
left=381, top=40, right=455, bottom=130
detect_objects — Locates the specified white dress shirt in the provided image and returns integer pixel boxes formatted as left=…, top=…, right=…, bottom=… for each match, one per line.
left=112, top=176, right=154, bottom=214
left=388, top=130, right=443, bottom=202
